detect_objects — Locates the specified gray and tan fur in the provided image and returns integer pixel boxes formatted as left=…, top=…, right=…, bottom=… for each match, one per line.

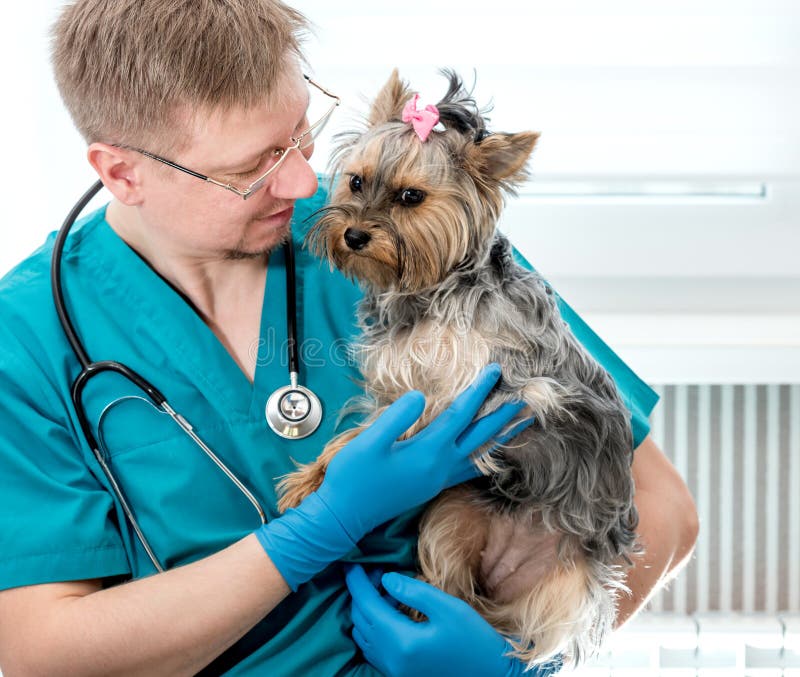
left=277, top=69, right=640, bottom=669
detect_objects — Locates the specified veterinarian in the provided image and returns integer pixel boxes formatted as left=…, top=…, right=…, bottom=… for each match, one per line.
left=0, top=1, right=698, bottom=675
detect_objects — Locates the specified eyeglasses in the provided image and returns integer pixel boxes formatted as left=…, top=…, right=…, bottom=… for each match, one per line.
left=115, top=75, right=340, bottom=200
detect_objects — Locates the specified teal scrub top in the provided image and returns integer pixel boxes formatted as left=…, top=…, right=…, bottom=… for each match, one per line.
left=0, top=178, right=659, bottom=675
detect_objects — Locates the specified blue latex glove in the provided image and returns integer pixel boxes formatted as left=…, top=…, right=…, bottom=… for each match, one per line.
left=256, top=363, right=530, bottom=590
left=345, top=564, right=564, bottom=677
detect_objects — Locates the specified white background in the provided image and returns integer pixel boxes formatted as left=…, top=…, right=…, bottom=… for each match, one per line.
left=1, top=1, right=798, bottom=383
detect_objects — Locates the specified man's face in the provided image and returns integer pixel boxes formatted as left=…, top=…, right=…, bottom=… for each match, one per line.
left=136, top=73, right=319, bottom=260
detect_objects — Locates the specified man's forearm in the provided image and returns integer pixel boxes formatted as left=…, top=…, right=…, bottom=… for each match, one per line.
left=1, top=535, right=289, bottom=676
left=613, top=435, right=699, bottom=628
left=614, top=487, right=698, bottom=627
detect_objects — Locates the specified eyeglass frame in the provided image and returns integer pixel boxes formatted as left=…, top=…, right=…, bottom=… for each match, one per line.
left=112, top=75, right=340, bottom=201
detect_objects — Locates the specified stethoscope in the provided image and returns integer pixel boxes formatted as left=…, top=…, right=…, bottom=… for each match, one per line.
left=51, top=180, right=323, bottom=572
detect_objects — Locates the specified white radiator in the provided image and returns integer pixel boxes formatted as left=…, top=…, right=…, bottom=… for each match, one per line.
left=649, top=384, right=800, bottom=616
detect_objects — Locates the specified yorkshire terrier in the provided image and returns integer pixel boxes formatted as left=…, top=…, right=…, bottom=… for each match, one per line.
left=277, top=69, right=639, bottom=669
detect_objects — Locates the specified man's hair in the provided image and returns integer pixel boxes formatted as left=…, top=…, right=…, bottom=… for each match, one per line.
left=51, top=0, right=309, bottom=153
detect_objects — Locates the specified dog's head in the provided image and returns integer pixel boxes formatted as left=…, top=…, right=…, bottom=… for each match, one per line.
left=307, top=69, right=540, bottom=292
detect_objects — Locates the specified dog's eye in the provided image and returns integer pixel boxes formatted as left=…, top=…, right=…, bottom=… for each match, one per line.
left=398, top=188, right=426, bottom=206
left=349, top=174, right=363, bottom=192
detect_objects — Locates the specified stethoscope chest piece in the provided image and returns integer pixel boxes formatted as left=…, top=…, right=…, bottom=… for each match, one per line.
left=266, top=373, right=322, bottom=439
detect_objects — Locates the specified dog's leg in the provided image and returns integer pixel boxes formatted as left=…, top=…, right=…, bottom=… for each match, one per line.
left=275, top=426, right=364, bottom=513
left=416, top=485, right=492, bottom=603
left=480, top=549, right=610, bottom=668
left=477, top=509, right=611, bottom=666
left=418, top=486, right=618, bottom=668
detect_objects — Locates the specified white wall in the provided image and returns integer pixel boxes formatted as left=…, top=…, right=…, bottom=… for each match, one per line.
left=2, top=1, right=798, bottom=382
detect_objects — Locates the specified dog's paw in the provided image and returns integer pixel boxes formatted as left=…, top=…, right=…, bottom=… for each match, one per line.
left=275, top=463, right=326, bottom=513
left=275, top=486, right=303, bottom=513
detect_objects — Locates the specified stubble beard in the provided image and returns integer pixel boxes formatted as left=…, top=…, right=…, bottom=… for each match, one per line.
left=223, top=221, right=292, bottom=260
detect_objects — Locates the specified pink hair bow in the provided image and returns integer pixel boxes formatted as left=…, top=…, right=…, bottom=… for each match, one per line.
left=402, top=94, right=440, bottom=142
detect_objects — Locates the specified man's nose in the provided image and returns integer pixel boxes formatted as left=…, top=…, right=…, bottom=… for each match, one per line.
left=269, top=145, right=318, bottom=200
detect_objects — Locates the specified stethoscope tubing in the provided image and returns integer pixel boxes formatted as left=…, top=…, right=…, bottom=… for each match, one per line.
left=51, top=179, right=104, bottom=369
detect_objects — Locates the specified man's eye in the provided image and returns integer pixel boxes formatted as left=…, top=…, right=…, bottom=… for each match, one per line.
left=232, top=150, right=284, bottom=179
left=233, top=166, right=259, bottom=178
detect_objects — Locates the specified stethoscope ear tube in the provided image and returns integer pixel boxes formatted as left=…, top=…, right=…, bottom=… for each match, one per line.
left=284, top=234, right=300, bottom=375
left=51, top=179, right=105, bottom=369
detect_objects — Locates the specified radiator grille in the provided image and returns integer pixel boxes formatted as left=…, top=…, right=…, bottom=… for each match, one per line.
left=646, top=384, right=800, bottom=615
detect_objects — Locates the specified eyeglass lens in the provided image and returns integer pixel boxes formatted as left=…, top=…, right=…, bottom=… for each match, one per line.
left=244, top=83, right=337, bottom=196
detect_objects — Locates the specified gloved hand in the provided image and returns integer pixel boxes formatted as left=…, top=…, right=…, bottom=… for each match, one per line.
left=345, top=564, right=564, bottom=677
left=256, top=363, right=530, bottom=590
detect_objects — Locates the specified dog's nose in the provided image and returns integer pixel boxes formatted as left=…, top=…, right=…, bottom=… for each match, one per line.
left=344, top=227, right=371, bottom=251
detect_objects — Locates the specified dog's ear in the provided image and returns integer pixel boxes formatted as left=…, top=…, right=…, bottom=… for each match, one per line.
left=368, top=68, right=414, bottom=127
left=467, top=131, right=540, bottom=185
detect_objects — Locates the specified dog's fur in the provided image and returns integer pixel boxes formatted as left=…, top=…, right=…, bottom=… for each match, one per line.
left=277, top=69, right=640, bottom=668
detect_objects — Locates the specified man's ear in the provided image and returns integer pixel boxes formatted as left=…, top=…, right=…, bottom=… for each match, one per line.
left=367, top=68, right=414, bottom=128
left=466, top=131, right=541, bottom=185
left=86, top=142, right=145, bottom=205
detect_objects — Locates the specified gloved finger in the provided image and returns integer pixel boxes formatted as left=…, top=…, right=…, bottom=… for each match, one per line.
left=345, top=564, right=373, bottom=599
left=365, top=566, right=384, bottom=590
left=352, top=624, right=371, bottom=650
left=455, top=401, right=527, bottom=454
left=348, top=564, right=401, bottom=617
left=347, top=566, right=382, bottom=627
left=346, top=564, right=408, bottom=627
left=423, top=363, right=502, bottom=439
left=356, top=391, right=426, bottom=447
left=352, top=628, right=383, bottom=676
left=344, top=564, right=375, bottom=626
left=380, top=572, right=462, bottom=622
left=492, top=414, right=536, bottom=447
left=351, top=598, right=374, bottom=632
left=367, top=567, right=403, bottom=610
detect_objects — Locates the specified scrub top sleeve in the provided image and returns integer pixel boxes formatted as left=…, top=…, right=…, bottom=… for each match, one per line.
left=509, top=242, right=660, bottom=450
left=0, top=349, right=130, bottom=591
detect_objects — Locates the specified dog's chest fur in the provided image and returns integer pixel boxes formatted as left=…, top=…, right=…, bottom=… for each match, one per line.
left=352, top=234, right=574, bottom=430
